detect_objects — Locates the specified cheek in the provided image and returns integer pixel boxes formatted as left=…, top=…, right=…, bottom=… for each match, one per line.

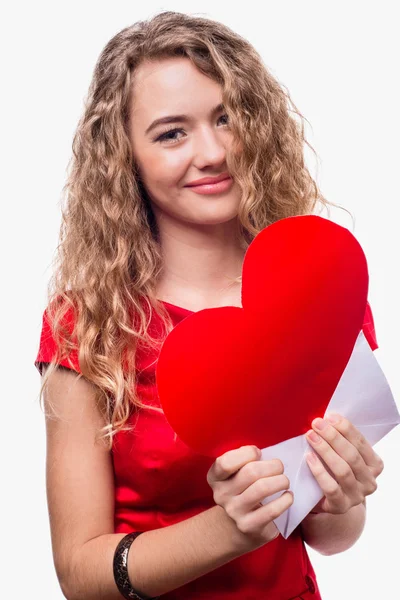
left=161, top=152, right=189, bottom=183
left=142, top=149, right=189, bottom=189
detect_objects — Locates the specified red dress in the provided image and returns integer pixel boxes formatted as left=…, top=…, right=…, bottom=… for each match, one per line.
left=34, top=299, right=378, bottom=599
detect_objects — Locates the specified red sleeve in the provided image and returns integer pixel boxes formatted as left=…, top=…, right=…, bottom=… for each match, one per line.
left=362, top=300, right=378, bottom=351
left=34, top=302, right=81, bottom=375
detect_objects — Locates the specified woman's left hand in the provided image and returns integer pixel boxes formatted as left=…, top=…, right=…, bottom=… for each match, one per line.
left=305, top=413, right=385, bottom=515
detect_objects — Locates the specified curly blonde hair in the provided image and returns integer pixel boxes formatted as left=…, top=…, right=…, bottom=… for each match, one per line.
left=37, top=10, right=348, bottom=450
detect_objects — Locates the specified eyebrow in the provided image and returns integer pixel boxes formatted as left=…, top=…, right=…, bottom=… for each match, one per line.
left=144, top=103, right=225, bottom=136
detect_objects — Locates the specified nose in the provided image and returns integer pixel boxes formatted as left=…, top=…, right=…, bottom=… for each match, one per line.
left=192, top=126, right=227, bottom=169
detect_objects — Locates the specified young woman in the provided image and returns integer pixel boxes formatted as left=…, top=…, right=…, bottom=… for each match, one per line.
left=34, top=11, right=384, bottom=600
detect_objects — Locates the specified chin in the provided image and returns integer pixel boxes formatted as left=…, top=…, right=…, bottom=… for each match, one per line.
left=154, top=197, right=240, bottom=227
left=193, top=197, right=240, bottom=217
left=188, top=211, right=239, bottom=226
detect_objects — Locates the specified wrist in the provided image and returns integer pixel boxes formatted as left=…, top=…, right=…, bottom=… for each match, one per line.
left=213, top=504, right=253, bottom=553
left=213, top=504, right=277, bottom=554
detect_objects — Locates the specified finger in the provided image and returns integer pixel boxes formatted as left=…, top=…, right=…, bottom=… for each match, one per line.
left=237, top=491, right=294, bottom=535
left=310, top=417, right=371, bottom=485
left=232, top=458, right=285, bottom=495
left=207, top=445, right=261, bottom=485
left=232, top=474, right=291, bottom=515
left=324, top=414, right=382, bottom=472
left=306, top=428, right=359, bottom=497
left=305, top=451, right=349, bottom=513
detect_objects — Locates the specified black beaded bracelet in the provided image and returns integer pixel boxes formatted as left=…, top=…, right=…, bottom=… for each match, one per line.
left=113, top=531, right=161, bottom=600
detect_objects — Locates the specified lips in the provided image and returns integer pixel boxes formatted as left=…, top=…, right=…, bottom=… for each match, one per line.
left=186, top=177, right=233, bottom=195
left=185, top=174, right=231, bottom=187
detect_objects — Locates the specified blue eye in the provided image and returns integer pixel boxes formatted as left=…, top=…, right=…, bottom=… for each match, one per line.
left=154, top=114, right=229, bottom=144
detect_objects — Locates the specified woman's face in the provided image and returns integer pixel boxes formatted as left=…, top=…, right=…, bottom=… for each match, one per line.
left=128, top=57, right=242, bottom=227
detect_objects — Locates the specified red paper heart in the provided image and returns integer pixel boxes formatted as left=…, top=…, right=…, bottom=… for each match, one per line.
left=156, top=215, right=368, bottom=458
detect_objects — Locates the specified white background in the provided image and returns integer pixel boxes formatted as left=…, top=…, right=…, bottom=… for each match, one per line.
left=2, top=1, right=399, bottom=598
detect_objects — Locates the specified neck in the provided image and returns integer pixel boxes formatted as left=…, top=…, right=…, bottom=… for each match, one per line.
left=154, top=213, right=246, bottom=307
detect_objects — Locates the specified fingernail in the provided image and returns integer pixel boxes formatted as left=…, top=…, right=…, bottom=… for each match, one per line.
left=314, top=418, right=327, bottom=430
left=307, top=430, right=321, bottom=443
left=326, top=413, right=340, bottom=424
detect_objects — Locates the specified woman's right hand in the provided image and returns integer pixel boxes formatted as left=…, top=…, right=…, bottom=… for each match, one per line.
left=206, top=445, right=293, bottom=550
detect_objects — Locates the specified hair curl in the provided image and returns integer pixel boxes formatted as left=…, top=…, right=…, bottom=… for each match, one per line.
left=37, top=10, right=349, bottom=450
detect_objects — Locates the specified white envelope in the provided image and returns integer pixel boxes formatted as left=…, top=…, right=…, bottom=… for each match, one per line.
left=259, top=330, right=400, bottom=539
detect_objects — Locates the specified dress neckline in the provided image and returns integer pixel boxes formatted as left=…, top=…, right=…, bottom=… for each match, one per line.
left=158, top=299, right=243, bottom=313
left=158, top=299, right=195, bottom=313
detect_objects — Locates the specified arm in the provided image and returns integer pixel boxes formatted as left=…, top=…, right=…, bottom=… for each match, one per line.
left=301, top=500, right=366, bottom=556
left=75, top=504, right=251, bottom=599
left=43, top=367, right=257, bottom=600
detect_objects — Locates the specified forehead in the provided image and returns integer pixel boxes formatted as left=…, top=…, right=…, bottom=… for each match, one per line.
left=130, top=57, right=222, bottom=120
